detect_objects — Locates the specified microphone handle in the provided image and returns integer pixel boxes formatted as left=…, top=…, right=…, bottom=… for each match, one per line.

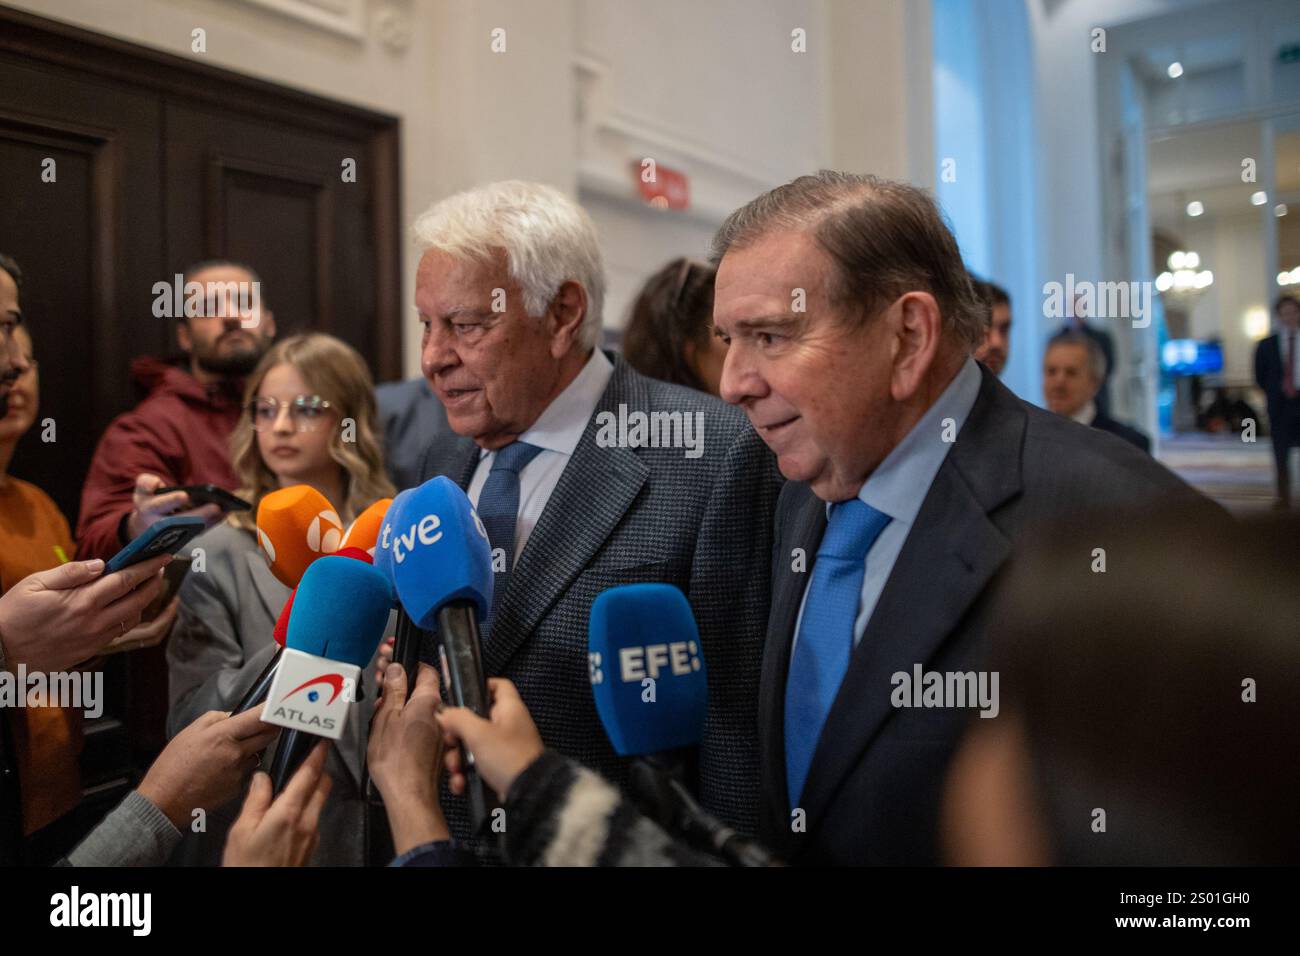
left=391, top=608, right=423, bottom=687
left=268, top=728, right=318, bottom=793
left=437, top=602, right=490, bottom=832
left=232, top=646, right=283, bottom=714
left=631, top=756, right=781, bottom=867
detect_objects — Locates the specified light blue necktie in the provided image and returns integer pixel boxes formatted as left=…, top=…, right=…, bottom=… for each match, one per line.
left=476, top=441, right=543, bottom=630
left=784, top=499, right=891, bottom=808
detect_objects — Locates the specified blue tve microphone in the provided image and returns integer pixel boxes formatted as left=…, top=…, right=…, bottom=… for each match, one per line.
left=588, top=584, right=779, bottom=867
left=374, top=488, right=424, bottom=685
left=390, top=476, right=494, bottom=829
left=268, top=555, right=393, bottom=791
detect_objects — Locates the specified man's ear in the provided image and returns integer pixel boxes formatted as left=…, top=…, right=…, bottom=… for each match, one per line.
left=548, top=281, right=589, bottom=359
left=889, top=291, right=943, bottom=402
left=176, top=319, right=192, bottom=356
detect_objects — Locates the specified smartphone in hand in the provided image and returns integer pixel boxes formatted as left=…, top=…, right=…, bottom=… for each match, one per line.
left=154, top=483, right=252, bottom=513
left=105, top=515, right=207, bottom=574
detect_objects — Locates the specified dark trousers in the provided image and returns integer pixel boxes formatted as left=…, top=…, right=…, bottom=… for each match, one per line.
left=1269, top=401, right=1300, bottom=502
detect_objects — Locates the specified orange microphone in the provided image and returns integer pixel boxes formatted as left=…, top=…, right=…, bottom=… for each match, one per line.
left=255, top=484, right=344, bottom=588
left=338, top=497, right=392, bottom=558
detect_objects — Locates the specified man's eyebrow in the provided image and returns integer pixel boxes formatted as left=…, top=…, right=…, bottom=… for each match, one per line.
left=4, top=307, right=21, bottom=321
left=728, top=314, right=802, bottom=332
left=438, top=306, right=491, bottom=322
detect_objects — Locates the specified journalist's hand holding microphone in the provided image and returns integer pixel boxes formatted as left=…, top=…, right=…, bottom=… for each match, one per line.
left=367, top=663, right=451, bottom=855
left=437, top=678, right=544, bottom=800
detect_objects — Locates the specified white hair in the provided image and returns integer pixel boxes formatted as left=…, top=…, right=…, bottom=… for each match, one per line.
left=411, top=180, right=606, bottom=349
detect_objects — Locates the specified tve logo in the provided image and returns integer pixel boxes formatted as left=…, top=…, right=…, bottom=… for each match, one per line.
left=617, top=641, right=702, bottom=682
left=391, top=512, right=443, bottom=564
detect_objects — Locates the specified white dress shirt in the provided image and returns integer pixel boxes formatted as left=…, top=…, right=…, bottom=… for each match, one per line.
left=791, top=357, right=983, bottom=654
left=466, top=348, right=613, bottom=564
left=1070, top=400, right=1097, bottom=426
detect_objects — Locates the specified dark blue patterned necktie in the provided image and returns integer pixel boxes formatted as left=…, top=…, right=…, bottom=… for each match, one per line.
left=477, top=441, right=543, bottom=630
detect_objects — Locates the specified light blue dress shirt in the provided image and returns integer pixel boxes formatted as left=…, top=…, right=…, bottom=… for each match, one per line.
left=791, top=357, right=983, bottom=654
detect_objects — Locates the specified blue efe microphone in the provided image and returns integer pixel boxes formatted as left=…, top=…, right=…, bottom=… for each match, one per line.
left=588, top=584, right=779, bottom=867
left=390, top=476, right=494, bottom=830
left=268, top=555, right=393, bottom=791
left=589, top=584, right=708, bottom=756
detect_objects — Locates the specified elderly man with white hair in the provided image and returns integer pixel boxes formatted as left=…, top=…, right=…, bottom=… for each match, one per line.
left=394, top=180, right=782, bottom=855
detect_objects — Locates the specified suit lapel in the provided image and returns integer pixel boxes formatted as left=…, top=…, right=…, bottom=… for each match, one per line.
left=757, top=485, right=826, bottom=846
left=792, top=369, right=1026, bottom=845
left=481, top=357, right=650, bottom=675
left=244, top=550, right=288, bottom=623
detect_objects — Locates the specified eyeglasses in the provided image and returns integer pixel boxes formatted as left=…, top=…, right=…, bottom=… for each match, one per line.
left=248, top=395, right=334, bottom=432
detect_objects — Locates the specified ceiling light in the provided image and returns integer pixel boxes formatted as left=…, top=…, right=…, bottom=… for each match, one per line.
left=1251, top=191, right=1268, bottom=206
left=1186, top=200, right=1204, bottom=217
left=1167, top=62, right=1184, bottom=78
left=1276, top=204, right=1289, bottom=217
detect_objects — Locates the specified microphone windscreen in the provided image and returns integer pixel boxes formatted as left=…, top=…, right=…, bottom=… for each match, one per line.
left=256, top=484, right=343, bottom=588
left=390, top=476, right=493, bottom=631
left=272, top=587, right=296, bottom=647
left=372, top=488, right=414, bottom=587
left=588, top=584, right=708, bottom=756
left=285, top=555, right=392, bottom=667
left=339, top=497, right=392, bottom=556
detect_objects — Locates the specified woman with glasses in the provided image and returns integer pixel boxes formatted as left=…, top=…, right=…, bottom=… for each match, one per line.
left=166, top=332, right=394, bottom=865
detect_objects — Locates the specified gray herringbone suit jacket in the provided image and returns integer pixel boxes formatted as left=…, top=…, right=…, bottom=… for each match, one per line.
left=419, top=352, right=783, bottom=838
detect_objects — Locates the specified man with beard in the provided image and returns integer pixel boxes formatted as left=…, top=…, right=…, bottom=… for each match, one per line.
left=77, top=260, right=277, bottom=560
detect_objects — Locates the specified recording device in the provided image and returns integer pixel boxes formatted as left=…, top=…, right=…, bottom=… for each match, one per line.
left=588, top=583, right=780, bottom=867
left=389, top=476, right=494, bottom=831
left=264, top=555, right=392, bottom=791
left=255, top=484, right=342, bottom=588
left=104, top=515, right=207, bottom=574
left=154, top=483, right=251, bottom=512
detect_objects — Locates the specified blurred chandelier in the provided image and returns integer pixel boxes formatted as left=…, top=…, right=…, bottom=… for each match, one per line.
left=1155, top=250, right=1213, bottom=300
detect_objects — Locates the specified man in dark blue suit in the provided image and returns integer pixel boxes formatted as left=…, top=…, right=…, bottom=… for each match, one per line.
left=709, top=171, right=1217, bottom=865
left=1253, top=295, right=1300, bottom=508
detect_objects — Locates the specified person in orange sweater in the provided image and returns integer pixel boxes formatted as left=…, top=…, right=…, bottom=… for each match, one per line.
left=75, top=260, right=277, bottom=561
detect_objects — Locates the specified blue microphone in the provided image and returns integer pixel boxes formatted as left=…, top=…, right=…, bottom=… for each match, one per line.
left=374, top=488, right=426, bottom=687
left=389, top=476, right=494, bottom=830
left=589, top=584, right=708, bottom=756
left=268, top=555, right=393, bottom=791
left=588, top=584, right=778, bottom=867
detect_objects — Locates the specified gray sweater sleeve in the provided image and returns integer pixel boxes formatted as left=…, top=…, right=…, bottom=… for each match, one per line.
left=61, top=791, right=183, bottom=867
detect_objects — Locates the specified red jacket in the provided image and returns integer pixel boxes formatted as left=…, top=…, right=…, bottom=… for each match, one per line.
left=76, top=357, right=244, bottom=560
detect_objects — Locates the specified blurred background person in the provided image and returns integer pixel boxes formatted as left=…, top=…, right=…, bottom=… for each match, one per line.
left=1043, top=331, right=1150, bottom=452
left=970, top=275, right=1011, bottom=377
left=1057, top=293, right=1115, bottom=418
left=1253, top=295, right=1300, bottom=509
left=375, top=376, right=449, bottom=490
left=166, top=332, right=394, bottom=865
left=943, top=509, right=1298, bottom=865
left=76, top=259, right=276, bottom=561
left=0, top=316, right=84, bottom=857
left=621, top=257, right=726, bottom=395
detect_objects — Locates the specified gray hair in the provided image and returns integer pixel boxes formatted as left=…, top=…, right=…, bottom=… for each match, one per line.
left=411, top=180, right=606, bottom=350
left=710, top=170, right=985, bottom=350
left=1046, top=330, right=1106, bottom=383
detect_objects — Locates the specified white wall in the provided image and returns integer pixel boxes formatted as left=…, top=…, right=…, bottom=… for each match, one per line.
left=13, top=0, right=931, bottom=366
